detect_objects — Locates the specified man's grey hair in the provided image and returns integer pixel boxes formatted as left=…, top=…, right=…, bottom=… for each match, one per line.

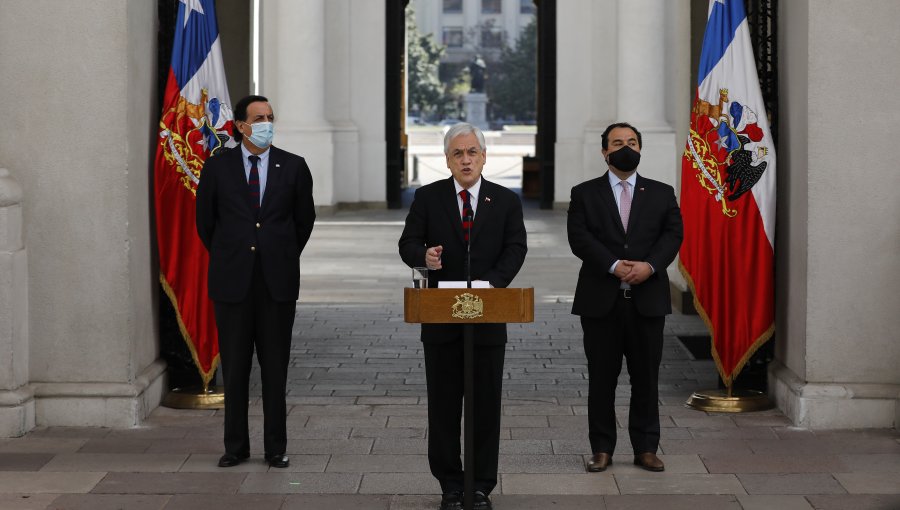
left=443, top=122, right=486, bottom=155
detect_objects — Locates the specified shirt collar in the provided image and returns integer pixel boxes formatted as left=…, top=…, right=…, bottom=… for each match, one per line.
left=608, top=170, right=637, bottom=189
left=453, top=177, right=482, bottom=201
left=240, top=142, right=270, bottom=164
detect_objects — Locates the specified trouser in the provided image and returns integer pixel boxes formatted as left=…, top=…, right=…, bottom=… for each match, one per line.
left=214, top=257, right=296, bottom=457
left=581, top=293, right=665, bottom=455
left=423, top=339, right=506, bottom=495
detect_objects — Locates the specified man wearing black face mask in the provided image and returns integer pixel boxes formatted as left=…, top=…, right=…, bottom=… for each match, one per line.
left=567, top=122, right=683, bottom=473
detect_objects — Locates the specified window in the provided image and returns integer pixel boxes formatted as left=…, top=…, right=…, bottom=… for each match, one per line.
left=481, top=28, right=503, bottom=48
left=520, top=0, right=534, bottom=14
left=443, top=0, right=462, bottom=13
left=443, top=28, right=464, bottom=48
left=482, top=0, right=501, bottom=14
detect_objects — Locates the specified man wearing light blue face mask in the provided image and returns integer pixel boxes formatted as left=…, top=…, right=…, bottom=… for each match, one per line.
left=196, top=95, right=316, bottom=469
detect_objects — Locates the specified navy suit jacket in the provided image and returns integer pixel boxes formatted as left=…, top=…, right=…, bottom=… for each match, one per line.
left=399, top=177, right=527, bottom=345
left=196, top=145, right=315, bottom=303
left=567, top=172, right=683, bottom=318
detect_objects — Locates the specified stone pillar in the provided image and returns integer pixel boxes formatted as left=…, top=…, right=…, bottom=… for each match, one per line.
left=770, top=0, right=900, bottom=429
left=0, top=169, right=32, bottom=437
left=556, top=0, right=686, bottom=206
left=326, top=0, right=361, bottom=206
left=260, top=0, right=335, bottom=206
left=0, top=1, right=165, bottom=430
left=615, top=0, right=676, bottom=187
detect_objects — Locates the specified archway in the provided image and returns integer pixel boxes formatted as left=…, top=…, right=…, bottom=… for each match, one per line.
left=386, top=0, right=556, bottom=209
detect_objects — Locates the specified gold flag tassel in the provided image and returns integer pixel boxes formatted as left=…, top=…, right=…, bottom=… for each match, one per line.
left=159, top=275, right=225, bottom=409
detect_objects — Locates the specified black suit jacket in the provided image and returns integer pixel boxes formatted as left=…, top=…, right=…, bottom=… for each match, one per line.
left=567, top=172, right=682, bottom=318
left=196, top=145, right=316, bottom=303
left=399, top=177, right=527, bottom=345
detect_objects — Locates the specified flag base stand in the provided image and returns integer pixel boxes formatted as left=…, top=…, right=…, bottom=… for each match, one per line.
left=685, top=389, right=773, bottom=413
left=161, top=386, right=225, bottom=410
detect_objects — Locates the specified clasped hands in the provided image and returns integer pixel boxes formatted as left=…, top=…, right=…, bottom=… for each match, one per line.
left=614, top=260, right=652, bottom=285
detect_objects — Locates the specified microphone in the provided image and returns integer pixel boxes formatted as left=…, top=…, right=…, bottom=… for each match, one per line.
left=464, top=212, right=472, bottom=289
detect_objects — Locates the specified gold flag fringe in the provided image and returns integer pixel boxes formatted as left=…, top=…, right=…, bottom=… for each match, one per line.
left=678, top=261, right=774, bottom=387
left=159, top=274, right=219, bottom=390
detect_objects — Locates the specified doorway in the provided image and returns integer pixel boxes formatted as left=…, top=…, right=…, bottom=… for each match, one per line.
left=385, top=0, right=556, bottom=209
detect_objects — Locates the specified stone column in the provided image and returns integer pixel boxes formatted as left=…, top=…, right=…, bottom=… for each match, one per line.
left=0, top=1, right=165, bottom=429
left=0, top=169, right=31, bottom=437
left=770, top=0, right=900, bottom=429
left=260, top=0, right=335, bottom=207
left=326, top=0, right=361, bottom=206
left=615, top=0, right=676, bottom=187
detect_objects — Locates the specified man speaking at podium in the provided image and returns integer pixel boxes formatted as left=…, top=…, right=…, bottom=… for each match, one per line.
left=399, top=123, right=527, bottom=510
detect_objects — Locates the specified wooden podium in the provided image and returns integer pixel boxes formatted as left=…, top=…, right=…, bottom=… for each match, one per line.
left=404, top=287, right=534, bottom=510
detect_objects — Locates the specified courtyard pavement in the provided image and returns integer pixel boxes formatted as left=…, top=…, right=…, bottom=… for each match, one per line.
left=0, top=201, right=897, bottom=510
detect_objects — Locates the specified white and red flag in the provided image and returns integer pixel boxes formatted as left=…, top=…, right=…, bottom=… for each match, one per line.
left=154, top=0, right=234, bottom=388
left=680, top=0, right=776, bottom=386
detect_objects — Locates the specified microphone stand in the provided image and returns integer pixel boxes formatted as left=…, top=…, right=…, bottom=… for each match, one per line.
left=465, top=214, right=472, bottom=290
left=463, top=213, right=474, bottom=510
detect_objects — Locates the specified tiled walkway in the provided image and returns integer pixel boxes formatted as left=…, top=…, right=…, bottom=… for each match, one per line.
left=1, top=205, right=897, bottom=510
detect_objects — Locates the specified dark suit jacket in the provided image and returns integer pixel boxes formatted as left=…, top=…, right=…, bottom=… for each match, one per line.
left=399, top=177, right=528, bottom=345
left=567, top=172, right=682, bottom=318
left=196, top=145, right=316, bottom=303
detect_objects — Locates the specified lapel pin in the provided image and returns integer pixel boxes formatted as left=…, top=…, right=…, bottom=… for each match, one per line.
left=275, top=163, right=281, bottom=168
left=639, top=187, right=645, bottom=191
left=484, top=196, right=491, bottom=203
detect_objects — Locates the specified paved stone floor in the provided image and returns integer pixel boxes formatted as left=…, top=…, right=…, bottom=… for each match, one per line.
left=1, top=203, right=897, bottom=509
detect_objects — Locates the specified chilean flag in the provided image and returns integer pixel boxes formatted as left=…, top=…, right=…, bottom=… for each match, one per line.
left=154, top=0, right=234, bottom=388
left=679, top=0, right=776, bottom=386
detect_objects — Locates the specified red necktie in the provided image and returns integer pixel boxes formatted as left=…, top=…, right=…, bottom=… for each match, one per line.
left=460, top=190, right=474, bottom=242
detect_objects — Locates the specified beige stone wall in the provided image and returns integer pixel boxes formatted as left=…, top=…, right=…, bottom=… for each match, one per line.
left=0, top=0, right=163, bottom=429
left=773, top=0, right=900, bottom=428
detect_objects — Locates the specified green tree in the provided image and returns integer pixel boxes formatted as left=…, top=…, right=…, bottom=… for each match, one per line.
left=488, top=17, right=537, bottom=122
left=406, top=5, right=444, bottom=119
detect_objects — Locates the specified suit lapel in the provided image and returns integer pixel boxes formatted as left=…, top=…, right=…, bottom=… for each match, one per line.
left=597, top=172, right=625, bottom=235
left=259, top=146, right=282, bottom=215
left=470, top=179, right=493, bottom=243
left=226, top=148, right=254, bottom=210
left=626, top=174, right=647, bottom=233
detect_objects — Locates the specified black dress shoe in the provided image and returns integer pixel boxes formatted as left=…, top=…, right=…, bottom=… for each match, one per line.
left=217, top=453, right=249, bottom=468
left=474, top=490, right=493, bottom=509
left=439, top=491, right=463, bottom=510
left=265, top=454, right=290, bottom=468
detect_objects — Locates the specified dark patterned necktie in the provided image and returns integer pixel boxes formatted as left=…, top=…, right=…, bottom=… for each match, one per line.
left=248, top=155, right=260, bottom=209
left=460, top=190, right=473, bottom=242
